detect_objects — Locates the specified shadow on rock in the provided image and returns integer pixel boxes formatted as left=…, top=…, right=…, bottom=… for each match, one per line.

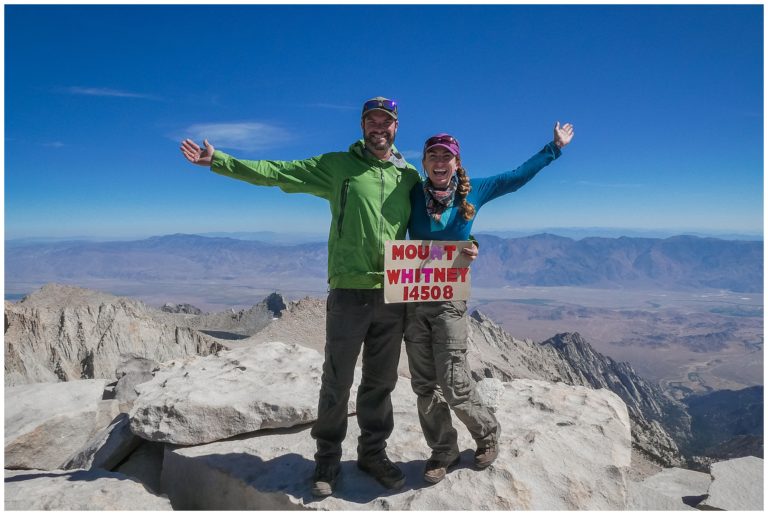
left=163, top=448, right=477, bottom=509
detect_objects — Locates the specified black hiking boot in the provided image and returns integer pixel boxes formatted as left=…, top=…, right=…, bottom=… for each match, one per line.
left=357, top=452, right=405, bottom=490
left=311, top=461, right=340, bottom=497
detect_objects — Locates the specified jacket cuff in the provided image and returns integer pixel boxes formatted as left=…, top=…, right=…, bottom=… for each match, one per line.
left=547, top=141, right=562, bottom=159
left=211, top=150, right=229, bottom=170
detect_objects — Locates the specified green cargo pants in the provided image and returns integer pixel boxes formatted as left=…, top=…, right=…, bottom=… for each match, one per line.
left=404, top=300, right=500, bottom=460
left=311, top=288, right=405, bottom=463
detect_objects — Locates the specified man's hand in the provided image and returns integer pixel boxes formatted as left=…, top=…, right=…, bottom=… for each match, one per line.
left=462, top=242, right=479, bottom=262
left=554, top=122, right=574, bottom=149
left=180, top=139, right=215, bottom=167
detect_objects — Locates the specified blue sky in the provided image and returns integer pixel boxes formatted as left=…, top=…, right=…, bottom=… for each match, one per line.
left=5, top=4, right=764, bottom=240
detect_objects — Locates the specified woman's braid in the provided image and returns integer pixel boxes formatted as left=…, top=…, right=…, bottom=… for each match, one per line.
left=456, top=165, right=475, bottom=221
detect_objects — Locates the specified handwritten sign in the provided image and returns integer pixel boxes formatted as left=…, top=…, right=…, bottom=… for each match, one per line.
left=384, top=240, right=472, bottom=303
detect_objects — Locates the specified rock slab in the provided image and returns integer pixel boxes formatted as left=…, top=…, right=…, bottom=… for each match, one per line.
left=62, top=413, right=142, bottom=471
left=699, top=456, right=764, bottom=510
left=4, top=379, right=121, bottom=470
left=4, top=469, right=172, bottom=510
left=161, top=377, right=632, bottom=510
left=130, top=341, right=360, bottom=445
left=627, top=466, right=711, bottom=510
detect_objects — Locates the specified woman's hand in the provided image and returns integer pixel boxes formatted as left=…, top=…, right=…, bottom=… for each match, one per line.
left=462, top=242, right=479, bottom=262
left=554, top=122, right=574, bottom=149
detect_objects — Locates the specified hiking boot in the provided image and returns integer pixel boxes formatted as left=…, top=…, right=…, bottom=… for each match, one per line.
left=357, top=453, right=405, bottom=490
left=423, top=454, right=460, bottom=484
left=474, top=440, right=499, bottom=469
left=311, top=461, right=340, bottom=497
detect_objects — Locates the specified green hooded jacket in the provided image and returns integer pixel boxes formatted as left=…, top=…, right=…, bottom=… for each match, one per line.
left=211, top=141, right=420, bottom=289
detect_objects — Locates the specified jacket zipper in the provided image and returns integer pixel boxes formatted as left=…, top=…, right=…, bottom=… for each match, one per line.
left=337, top=178, right=350, bottom=238
left=378, top=168, right=385, bottom=270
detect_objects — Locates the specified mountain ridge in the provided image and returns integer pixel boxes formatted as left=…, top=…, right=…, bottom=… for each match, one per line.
left=6, top=232, right=761, bottom=294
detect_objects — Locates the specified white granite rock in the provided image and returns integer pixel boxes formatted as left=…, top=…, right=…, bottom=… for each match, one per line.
left=627, top=467, right=710, bottom=510
left=4, top=380, right=121, bottom=470
left=129, top=341, right=360, bottom=445
left=475, top=377, right=505, bottom=411
left=4, top=469, right=172, bottom=510
left=699, top=456, right=764, bottom=511
left=114, top=355, right=159, bottom=403
left=161, top=377, right=632, bottom=510
left=62, top=413, right=142, bottom=470
left=5, top=379, right=108, bottom=444
left=627, top=481, right=697, bottom=511
left=643, top=467, right=710, bottom=505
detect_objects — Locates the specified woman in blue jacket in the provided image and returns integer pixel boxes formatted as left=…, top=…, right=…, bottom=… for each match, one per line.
left=405, top=123, right=574, bottom=484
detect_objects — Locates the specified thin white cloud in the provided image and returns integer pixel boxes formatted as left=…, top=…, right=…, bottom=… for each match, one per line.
left=66, top=86, right=161, bottom=100
left=180, top=122, right=292, bottom=152
left=43, top=141, right=66, bottom=148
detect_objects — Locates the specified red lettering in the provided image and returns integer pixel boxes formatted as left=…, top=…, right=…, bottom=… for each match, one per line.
left=431, top=286, right=441, bottom=300
left=458, top=268, right=469, bottom=282
left=391, top=244, right=405, bottom=260
left=444, top=285, right=454, bottom=299
left=420, top=285, right=430, bottom=300
left=386, top=269, right=401, bottom=285
left=444, top=245, right=457, bottom=260
left=422, top=268, right=433, bottom=283
left=447, top=268, right=459, bottom=282
left=417, top=245, right=430, bottom=259
left=405, top=245, right=417, bottom=259
left=433, top=267, right=446, bottom=282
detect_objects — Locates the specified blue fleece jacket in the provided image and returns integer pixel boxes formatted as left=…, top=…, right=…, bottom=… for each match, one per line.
left=408, top=142, right=562, bottom=240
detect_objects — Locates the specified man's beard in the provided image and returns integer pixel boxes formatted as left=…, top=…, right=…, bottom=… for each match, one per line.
left=364, top=131, right=394, bottom=151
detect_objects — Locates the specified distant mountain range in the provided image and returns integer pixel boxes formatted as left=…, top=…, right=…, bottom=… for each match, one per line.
left=481, top=228, right=763, bottom=241
left=7, top=227, right=761, bottom=245
left=471, top=233, right=762, bottom=293
left=5, top=233, right=762, bottom=295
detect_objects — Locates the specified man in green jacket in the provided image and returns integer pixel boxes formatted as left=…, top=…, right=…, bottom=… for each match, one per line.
left=180, top=97, right=418, bottom=496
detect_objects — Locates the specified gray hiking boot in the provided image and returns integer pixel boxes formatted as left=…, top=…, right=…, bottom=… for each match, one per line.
left=423, top=454, right=460, bottom=484
left=474, top=440, right=499, bottom=469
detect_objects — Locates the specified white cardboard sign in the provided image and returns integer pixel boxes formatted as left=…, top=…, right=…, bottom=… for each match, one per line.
left=384, top=240, right=473, bottom=304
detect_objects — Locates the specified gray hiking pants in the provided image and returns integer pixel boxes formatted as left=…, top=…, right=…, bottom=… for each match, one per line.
left=404, top=300, right=500, bottom=460
left=311, top=288, right=405, bottom=463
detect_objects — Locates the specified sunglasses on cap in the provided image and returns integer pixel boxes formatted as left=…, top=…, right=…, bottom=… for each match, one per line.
left=362, top=98, right=398, bottom=118
left=423, top=134, right=460, bottom=155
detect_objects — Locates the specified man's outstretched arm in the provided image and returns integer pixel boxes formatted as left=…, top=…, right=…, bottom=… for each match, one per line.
left=179, top=139, right=334, bottom=200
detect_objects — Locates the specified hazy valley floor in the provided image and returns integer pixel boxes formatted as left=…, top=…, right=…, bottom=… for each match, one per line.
left=470, top=286, right=763, bottom=398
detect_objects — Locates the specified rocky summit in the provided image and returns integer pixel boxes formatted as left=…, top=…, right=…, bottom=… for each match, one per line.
left=4, top=284, right=223, bottom=386
left=3, top=285, right=764, bottom=510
